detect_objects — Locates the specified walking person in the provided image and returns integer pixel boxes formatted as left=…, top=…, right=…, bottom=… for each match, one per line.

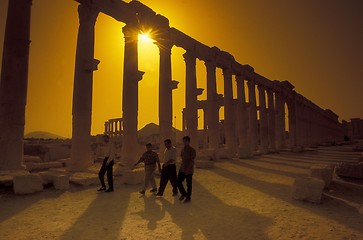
left=135, top=143, right=161, bottom=195
left=178, top=136, right=196, bottom=203
left=155, top=139, right=178, bottom=197
left=97, top=135, right=115, bottom=192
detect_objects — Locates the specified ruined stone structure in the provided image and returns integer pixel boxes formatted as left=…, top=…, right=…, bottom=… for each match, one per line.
left=0, top=0, right=344, bottom=171
left=342, top=118, right=363, bottom=140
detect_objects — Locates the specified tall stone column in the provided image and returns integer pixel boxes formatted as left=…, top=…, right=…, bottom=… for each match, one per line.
left=69, top=3, right=99, bottom=171
left=274, top=91, right=285, bottom=151
left=247, top=80, right=258, bottom=153
left=157, top=39, right=173, bottom=146
left=205, top=61, right=219, bottom=149
left=0, top=0, right=32, bottom=171
left=183, top=51, right=198, bottom=148
left=222, top=67, right=235, bottom=153
left=121, top=25, right=144, bottom=167
left=236, top=75, right=250, bottom=158
left=266, top=88, right=276, bottom=152
left=258, top=85, right=268, bottom=153
left=287, top=99, right=298, bottom=150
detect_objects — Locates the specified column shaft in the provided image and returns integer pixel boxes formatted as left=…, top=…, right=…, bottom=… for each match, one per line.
left=121, top=25, right=143, bottom=167
left=69, top=3, right=99, bottom=171
left=247, top=80, right=258, bottom=152
left=267, top=89, right=276, bottom=151
left=184, top=51, right=198, bottom=148
left=0, top=0, right=32, bottom=171
left=205, top=61, right=219, bottom=149
left=236, top=75, right=250, bottom=157
left=158, top=40, right=173, bottom=147
left=274, top=92, right=285, bottom=151
left=223, top=67, right=235, bottom=153
left=258, top=85, right=268, bottom=153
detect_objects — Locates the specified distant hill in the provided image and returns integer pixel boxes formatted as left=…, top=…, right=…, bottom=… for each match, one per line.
left=138, top=122, right=182, bottom=138
left=24, top=131, right=65, bottom=139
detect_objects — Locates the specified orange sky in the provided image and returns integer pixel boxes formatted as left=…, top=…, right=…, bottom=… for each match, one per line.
left=0, top=0, right=362, bottom=138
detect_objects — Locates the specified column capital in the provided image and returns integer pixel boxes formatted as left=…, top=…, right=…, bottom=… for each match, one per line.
left=122, top=24, right=139, bottom=39
left=183, top=50, right=196, bottom=63
left=155, top=39, right=174, bottom=54
left=78, top=3, right=99, bottom=26
left=205, top=60, right=217, bottom=69
left=257, top=84, right=266, bottom=92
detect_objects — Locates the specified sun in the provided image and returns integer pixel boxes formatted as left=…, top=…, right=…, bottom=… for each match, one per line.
left=138, top=32, right=154, bottom=43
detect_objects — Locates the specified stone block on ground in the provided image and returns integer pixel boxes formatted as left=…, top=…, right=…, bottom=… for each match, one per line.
left=310, top=164, right=334, bottom=188
left=335, top=162, right=363, bottom=179
left=195, top=160, right=214, bottom=169
left=238, top=147, right=252, bottom=158
left=215, top=148, right=233, bottom=160
left=53, top=175, right=70, bottom=190
left=26, top=161, right=63, bottom=172
left=121, top=168, right=144, bottom=185
left=69, top=172, right=99, bottom=186
left=23, top=155, right=42, bottom=163
left=13, top=174, right=43, bottom=194
left=197, top=149, right=216, bottom=161
left=291, top=177, right=325, bottom=204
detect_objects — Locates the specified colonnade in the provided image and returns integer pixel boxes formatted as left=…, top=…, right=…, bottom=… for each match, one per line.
left=0, top=0, right=344, bottom=171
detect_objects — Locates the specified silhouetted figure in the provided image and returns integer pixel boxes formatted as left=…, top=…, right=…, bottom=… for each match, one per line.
left=178, top=136, right=196, bottom=203
left=155, top=139, right=178, bottom=197
left=135, top=143, right=161, bottom=195
left=97, top=135, right=115, bottom=192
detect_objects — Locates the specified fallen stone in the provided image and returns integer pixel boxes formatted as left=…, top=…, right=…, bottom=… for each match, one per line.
left=121, top=168, right=144, bottom=185
left=13, top=174, right=43, bottom=194
left=310, top=164, right=334, bottom=188
left=335, top=162, right=363, bottom=179
left=291, top=177, right=325, bottom=204
left=23, top=155, right=42, bottom=163
left=26, top=161, right=63, bottom=172
left=53, top=175, right=70, bottom=190
left=215, top=148, right=233, bottom=160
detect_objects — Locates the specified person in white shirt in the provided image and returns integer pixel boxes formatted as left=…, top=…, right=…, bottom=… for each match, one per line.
left=97, top=135, right=115, bottom=192
left=155, top=139, right=178, bottom=197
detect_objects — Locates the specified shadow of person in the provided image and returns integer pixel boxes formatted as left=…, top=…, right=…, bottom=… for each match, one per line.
left=131, top=195, right=166, bottom=230
left=158, top=180, right=273, bottom=240
left=60, top=186, right=132, bottom=240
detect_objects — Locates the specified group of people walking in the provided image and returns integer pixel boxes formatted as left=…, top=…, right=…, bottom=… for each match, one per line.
left=97, top=135, right=196, bottom=203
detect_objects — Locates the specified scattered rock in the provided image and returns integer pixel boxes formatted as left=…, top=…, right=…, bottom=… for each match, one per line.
left=291, top=177, right=325, bottom=204
left=335, top=162, right=363, bottom=179
left=13, top=173, right=43, bottom=194
left=310, top=164, right=334, bottom=188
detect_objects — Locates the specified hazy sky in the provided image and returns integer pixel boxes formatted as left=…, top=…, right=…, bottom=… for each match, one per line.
left=0, top=0, right=362, bottom=137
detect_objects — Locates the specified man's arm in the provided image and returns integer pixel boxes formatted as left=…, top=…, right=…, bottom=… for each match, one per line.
left=134, top=153, right=144, bottom=166
left=155, top=153, right=161, bottom=172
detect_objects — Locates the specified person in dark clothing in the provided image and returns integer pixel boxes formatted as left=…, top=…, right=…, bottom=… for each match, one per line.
left=97, top=135, right=115, bottom=192
left=155, top=139, right=178, bottom=197
left=178, top=136, right=196, bottom=203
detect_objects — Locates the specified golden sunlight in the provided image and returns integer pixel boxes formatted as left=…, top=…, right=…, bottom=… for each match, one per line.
left=138, top=32, right=154, bottom=43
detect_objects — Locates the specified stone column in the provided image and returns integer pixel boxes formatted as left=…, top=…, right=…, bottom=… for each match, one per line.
left=69, top=3, right=99, bottom=171
left=258, top=85, right=268, bottom=153
left=121, top=25, right=144, bottom=167
left=157, top=39, right=174, bottom=147
left=205, top=61, right=219, bottom=149
left=274, top=91, right=285, bottom=151
left=247, top=80, right=258, bottom=153
left=183, top=51, right=198, bottom=148
left=223, top=67, right=235, bottom=154
left=236, top=75, right=250, bottom=158
left=266, top=88, right=276, bottom=152
left=287, top=99, right=298, bottom=150
left=0, top=0, right=32, bottom=171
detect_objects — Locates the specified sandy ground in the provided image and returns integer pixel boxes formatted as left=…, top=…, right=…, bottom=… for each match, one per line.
left=1, top=145, right=363, bottom=240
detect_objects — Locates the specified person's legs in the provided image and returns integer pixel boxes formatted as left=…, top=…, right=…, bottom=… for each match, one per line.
left=142, top=165, right=156, bottom=192
left=150, top=166, right=157, bottom=190
left=177, top=171, right=187, bottom=197
left=106, top=160, right=114, bottom=191
left=157, top=166, right=168, bottom=195
left=185, top=174, right=193, bottom=200
left=169, top=164, right=178, bottom=194
left=98, top=164, right=107, bottom=189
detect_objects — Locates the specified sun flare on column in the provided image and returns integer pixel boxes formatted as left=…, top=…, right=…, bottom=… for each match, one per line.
left=138, top=32, right=154, bottom=43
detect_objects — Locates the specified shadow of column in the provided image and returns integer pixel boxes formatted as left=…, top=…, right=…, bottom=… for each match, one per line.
left=158, top=180, right=273, bottom=240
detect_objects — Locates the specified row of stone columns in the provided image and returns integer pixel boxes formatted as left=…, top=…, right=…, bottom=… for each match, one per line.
left=0, top=0, right=346, bottom=172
